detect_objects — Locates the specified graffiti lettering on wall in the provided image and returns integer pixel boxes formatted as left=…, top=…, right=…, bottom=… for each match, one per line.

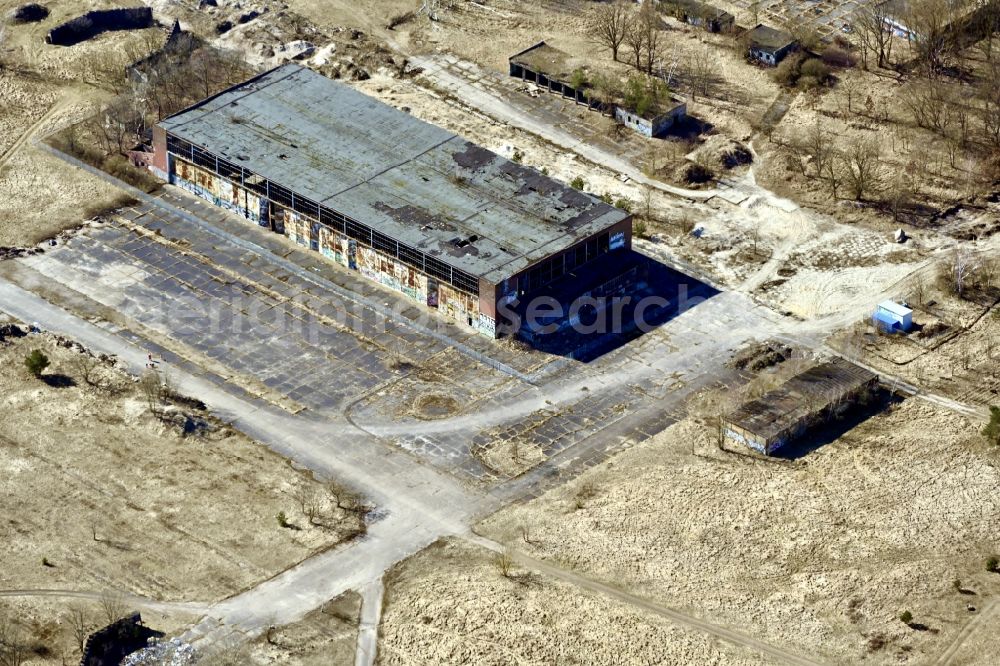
left=476, top=313, right=497, bottom=337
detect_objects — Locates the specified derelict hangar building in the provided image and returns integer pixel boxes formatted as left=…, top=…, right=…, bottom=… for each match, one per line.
left=151, top=63, right=633, bottom=338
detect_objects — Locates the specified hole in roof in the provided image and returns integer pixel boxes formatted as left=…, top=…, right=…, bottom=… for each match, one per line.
left=278, top=154, right=289, bottom=160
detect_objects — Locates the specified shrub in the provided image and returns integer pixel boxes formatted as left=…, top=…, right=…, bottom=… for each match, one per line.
left=277, top=511, right=290, bottom=528
left=983, top=406, right=1000, bottom=446
left=822, top=46, right=855, bottom=68
left=570, top=176, right=585, bottom=190
left=614, top=198, right=633, bottom=213
left=772, top=54, right=802, bottom=87
left=601, top=192, right=613, bottom=204
left=799, top=59, right=832, bottom=86
left=633, top=218, right=648, bottom=238
left=24, top=350, right=50, bottom=378
left=987, top=556, right=999, bottom=573
left=684, top=163, right=714, bottom=184
left=102, top=155, right=161, bottom=193
left=511, top=149, right=524, bottom=164
left=899, top=610, right=913, bottom=625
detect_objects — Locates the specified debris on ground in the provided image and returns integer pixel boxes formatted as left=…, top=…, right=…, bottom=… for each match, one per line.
left=727, top=340, right=793, bottom=372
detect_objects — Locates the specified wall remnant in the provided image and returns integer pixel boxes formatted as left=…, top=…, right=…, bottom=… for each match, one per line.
left=80, top=612, right=163, bottom=666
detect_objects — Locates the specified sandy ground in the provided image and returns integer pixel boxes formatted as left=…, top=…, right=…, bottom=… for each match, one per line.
left=0, top=0, right=162, bottom=246
left=477, top=400, right=1000, bottom=664
left=243, top=592, right=359, bottom=666
left=378, top=538, right=772, bottom=666
left=0, top=329, right=360, bottom=658
left=831, top=280, right=1000, bottom=407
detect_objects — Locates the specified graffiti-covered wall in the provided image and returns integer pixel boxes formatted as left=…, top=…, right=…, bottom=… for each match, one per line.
left=173, top=159, right=262, bottom=224
left=357, top=246, right=429, bottom=302
left=167, top=158, right=496, bottom=335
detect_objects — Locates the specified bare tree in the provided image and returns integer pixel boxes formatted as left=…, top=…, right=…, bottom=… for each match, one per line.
left=950, top=249, right=981, bottom=298
left=639, top=2, right=665, bottom=75
left=856, top=3, right=895, bottom=69
left=68, top=606, right=94, bottom=655
left=623, top=11, right=645, bottom=71
left=822, top=156, right=844, bottom=199
left=0, top=614, right=28, bottom=666
left=492, top=544, right=515, bottom=578
left=843, top=136, right=882, bottom=201
left=978, top=63, right=1000, bottom=153
left=71, top=353, right=111, bottom=390
left=806, top=119, right=834, bottom=179
left=688, top=57, right=720, bottom=101
left=904, top=0, right=956, bottom=74
left=972, top=0, right=1000, bottom=63
left=900, top=79, right=951, bottom=132
left=98, top=591, right=128, bottom=625
left=591, top=0, right=632, bottom=62
left=138, top=368, right=174, bottom=418
left=910, top=274, right=927, bottom=307
left=295, top=486, right=325, bottom=527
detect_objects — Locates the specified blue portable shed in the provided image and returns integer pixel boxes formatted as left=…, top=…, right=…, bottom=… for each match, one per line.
left=873, top=300, right=912, bottom=333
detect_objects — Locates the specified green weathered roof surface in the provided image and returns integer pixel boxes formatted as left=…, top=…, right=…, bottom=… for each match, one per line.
left=747, top=24, right=796, bottom=52
left=160, top=64, right=628, bottom=283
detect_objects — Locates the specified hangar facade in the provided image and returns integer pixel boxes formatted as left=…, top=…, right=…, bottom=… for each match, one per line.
left=151, top=64, right=632, bottom=338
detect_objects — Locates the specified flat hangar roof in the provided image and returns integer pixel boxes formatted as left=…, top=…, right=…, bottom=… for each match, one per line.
left=160, top=64, right=629, bottom=284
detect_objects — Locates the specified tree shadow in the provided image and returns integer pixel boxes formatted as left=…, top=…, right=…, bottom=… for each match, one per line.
left=42, top=373, right=77, bottom=388
left=510, top=571, right=545, bottom=588
left=906, top=622, right=938, bottom=633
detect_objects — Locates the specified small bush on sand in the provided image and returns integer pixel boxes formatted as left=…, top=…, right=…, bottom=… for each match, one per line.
left=24, top=350, right=50, bottom=378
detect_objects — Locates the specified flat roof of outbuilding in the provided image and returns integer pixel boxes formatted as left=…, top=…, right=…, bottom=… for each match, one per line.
left=877, top=300, right=912, bottom=317
left=159, top=63, right=629, bottom=284
left=747, top=24, right=796, bottom=52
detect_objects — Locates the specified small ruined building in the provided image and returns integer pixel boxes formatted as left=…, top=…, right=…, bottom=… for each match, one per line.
left=151, top=64, right=633, bottom=338
left=873, top=300, right=913, bottom=333
left=722, top=358, right=879, bottom=455
left=746, top=24, right=797, bottom=66
left=80, top=613, right=162, bottom=666
left=661, top=0, right=735, bottom=33
left=508, top=42, right=687, bottom=138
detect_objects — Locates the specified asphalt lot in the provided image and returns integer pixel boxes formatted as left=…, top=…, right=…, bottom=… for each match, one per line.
left=16, top=186, right=770, bottom=485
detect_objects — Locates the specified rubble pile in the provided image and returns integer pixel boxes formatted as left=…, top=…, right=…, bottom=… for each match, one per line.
left=122, top=638, right=197, bottom=666
left=0, top=246, right=42, bottom=260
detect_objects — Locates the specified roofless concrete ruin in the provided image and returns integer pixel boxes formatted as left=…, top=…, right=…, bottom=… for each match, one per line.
left=722, top=358, right=879, bottom=455
left=151, top=64, right=633, bottom=338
